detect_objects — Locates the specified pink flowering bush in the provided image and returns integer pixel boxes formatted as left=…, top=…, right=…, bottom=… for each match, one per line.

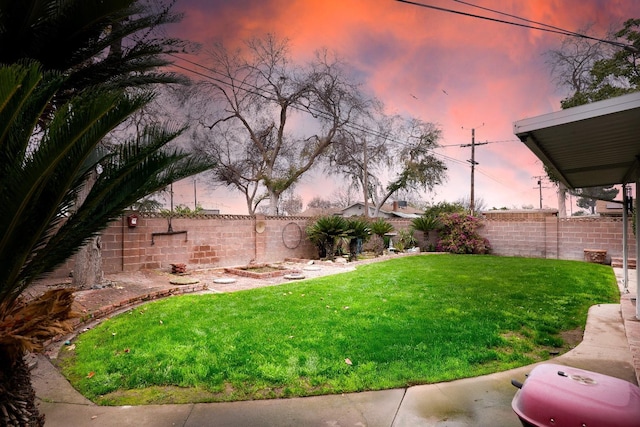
left=436, top=213, right=491, bottom=254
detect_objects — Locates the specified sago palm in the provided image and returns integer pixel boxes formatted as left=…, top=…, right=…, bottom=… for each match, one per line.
left=306, top=216, right=348, bottom=261
left=345, top=218, right=371, bottom=261
left=369, top=218, right=394, bottom=255
left=0, top=63, right=212, bottom=426
left=0, top=0, right=186, bottom=100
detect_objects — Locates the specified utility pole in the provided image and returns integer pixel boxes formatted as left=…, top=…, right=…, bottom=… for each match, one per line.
left=532, top=176, right=550, bottom=209
left=193, top=177, right=197, bottom=210
left=461, top=126, right=487, bottom=215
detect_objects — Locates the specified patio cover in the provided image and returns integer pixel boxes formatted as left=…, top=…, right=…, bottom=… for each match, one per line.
left=513, top=91, right=640, bottom=318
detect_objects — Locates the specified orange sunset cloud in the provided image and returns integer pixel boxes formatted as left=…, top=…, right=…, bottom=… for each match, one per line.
left=167, top=0, right=638, bottom=214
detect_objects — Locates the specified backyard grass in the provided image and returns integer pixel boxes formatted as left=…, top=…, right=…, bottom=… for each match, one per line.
left=58, top=255, right=619, bottom=405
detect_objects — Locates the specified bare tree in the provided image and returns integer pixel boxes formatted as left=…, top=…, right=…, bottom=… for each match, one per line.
left=329, top=187, right=358, bottom=208
left=256, top=188, right=302, bottom=216
left=330, top=112, right=447, bottom=217
left=190, top=34, right=368, bottom=215
left=279, top=191, right=303, bottom=216
left=545, top=24, right=613, bottom=104
left=545, top=26, right=611, bottom=216
left=545, top=21, right=639, bottom=215
left=307, top=196, right=335, bottom=209
left=455, top=196, right=487, bottom=213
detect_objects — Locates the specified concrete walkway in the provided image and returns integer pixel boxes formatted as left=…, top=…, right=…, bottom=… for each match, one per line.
left=33, top=270, right=639, bottom=427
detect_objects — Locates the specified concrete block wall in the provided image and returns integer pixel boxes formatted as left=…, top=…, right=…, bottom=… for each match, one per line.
left=556, top=216, right=636, bottom=262
left=50, top=211, right=637, bottom=279
left=480, top=210, right=552, bottom=258
left=51, top=214, right=317, bottom=278
left=480, top=210, right=636, bottom=262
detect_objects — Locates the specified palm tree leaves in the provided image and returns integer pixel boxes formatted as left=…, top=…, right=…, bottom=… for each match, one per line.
left=0, top=0, right=186, bottom=97
left=0, top=63, right=212, bottom=304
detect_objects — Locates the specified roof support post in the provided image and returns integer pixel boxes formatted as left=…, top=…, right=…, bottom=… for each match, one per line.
left=622, top=184, right=629, bottom=293
left=636, top=178, right=640, bottom=320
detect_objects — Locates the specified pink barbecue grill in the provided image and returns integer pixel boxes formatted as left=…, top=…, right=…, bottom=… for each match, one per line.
left=511, top=363, right=640, bottom=427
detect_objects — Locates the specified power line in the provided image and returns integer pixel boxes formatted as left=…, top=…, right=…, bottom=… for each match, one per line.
left=439, top=139, right=517, bottom=147
left=166, top=54, right=516, bottom=189
left=169, top=53, right=464, bottom=165
left=395, top=0, right=638, bottom=53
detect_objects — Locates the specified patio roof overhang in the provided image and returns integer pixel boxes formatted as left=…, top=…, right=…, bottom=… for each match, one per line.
left=514, top=91, right=640, bottom=189
left=513, top=91, right=640, bottom=319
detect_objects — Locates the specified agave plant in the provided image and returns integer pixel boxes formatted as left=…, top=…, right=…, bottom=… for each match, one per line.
left=305, top=216, right=348, bottom=261
left=369, top=218, right=394, bottom=256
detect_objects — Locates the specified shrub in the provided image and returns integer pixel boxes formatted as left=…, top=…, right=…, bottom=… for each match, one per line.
left=411, top=215, right=441, bottom=250
left=369, top=219, right=394, bottom=256
left=395, top=229, right=417, bottom=252
left=345, top=218, right=372, bottom=261
left=160, top=204, right=205, bottom=217
left=306, top=216, right=348, bottom=260
left=437, top=213, right=491, bottom=254
left=423, top=201, right=466, bottom=218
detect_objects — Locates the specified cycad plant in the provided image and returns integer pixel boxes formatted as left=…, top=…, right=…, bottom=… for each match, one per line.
left=305, top=216, right=348, bottom=261
left=345, top=218, right=372, bottom=261
left=369, top=218, right=394, bottom=256
left=0, top=64, right=211, bottom=426
left=411, top=214, right=441, bottom=250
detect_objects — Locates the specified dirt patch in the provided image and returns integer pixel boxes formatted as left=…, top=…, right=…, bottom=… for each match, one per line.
left=560, top=326, right=584, bottom=349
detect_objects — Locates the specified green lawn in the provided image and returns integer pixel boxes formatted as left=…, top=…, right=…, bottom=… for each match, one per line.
left=59, top=255, right=619, bottom=405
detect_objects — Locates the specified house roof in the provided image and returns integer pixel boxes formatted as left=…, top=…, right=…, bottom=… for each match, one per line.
left=341, top=202, right=422, bottom=218
left=298, top=207, right=342, bottom=217
left=513, top=91, right=640, bottom=189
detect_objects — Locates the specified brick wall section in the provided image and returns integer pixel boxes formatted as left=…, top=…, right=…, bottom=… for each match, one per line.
left=49, top=211, right=636, bottom=278
left=480, top=210, right=552, bottom=258
left=556, top=216, right=636, bottom=262
left=51, top=213, right=318, bottom=278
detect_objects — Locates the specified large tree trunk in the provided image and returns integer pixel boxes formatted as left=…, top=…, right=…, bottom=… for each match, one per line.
left=0, top=349, right=44, bottom=426
left=72, top=170, right=107, bottom=289
left=72, top=236, right=106, bottom=289
left=268, top=191, right=279, bottom=216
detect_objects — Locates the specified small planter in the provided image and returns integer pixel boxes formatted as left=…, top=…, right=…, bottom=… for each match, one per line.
left=584, top=249, right=607, bottom=264
left=224, top=263, right=299, bottom=279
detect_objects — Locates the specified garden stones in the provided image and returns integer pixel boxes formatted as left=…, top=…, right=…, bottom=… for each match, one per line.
left=169, top=276, right=200, bottom=285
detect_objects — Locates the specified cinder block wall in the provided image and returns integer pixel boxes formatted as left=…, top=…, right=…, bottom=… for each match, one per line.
left=480, top=210, right=636, bottom=262
left=50, top=211, right=637, bottom=278
left=52, top=213, right=318, bottom=278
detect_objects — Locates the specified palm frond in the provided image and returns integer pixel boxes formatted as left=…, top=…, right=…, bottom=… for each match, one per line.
left=0, top=289, right=76, bottom=361
left=0, top=63, right=214, bottom=304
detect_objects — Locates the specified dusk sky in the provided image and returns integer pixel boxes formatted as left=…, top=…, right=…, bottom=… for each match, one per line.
left=164, top=0, right=638, bottom=214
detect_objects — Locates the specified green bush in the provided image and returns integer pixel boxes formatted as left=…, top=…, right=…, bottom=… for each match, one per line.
left=306, top=216, right=348, bottom=260
left=423, top=201, right=466, bottom=218
left=345, top=218, right=371, bottom=261
left=437, top=213, right=491, bottom=254
left=395, top=229, right=417, bottom=252
left=369, top=218, right=394, bottom=255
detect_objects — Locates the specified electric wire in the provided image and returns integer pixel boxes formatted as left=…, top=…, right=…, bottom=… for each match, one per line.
left=396, top=0, right=637, bottom=52
left=168, top=53, right=479, bottom=166
left=169, top=59, right=519, bottom=203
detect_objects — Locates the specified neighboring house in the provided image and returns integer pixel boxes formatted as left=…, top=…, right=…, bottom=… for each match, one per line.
left=595, top=200, right=624, bottom=216
left=298, top=207, right=343, bottom=217
left=340, top=201, right=423, bottom=218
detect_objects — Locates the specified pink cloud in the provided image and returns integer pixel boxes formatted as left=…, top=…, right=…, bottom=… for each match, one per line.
left=169, top=0, right=637, bottom=213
